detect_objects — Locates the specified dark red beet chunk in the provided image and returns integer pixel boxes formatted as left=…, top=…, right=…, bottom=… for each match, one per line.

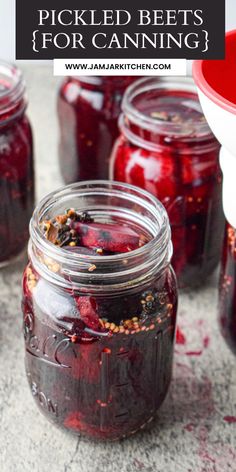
left=76, top=296, right=100, bottom=330
left=72, top=221, right=142, bottom=253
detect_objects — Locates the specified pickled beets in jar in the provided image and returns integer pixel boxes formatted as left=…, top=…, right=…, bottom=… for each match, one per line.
left=22, top=181, right=178, bottom=440
left=219, top=223, right=236, bottom=356
left=110, top=77, right=225, bottom=288
left=58, top=76, right=139, bottom=183
left=0, top=62, right=34, bottom=266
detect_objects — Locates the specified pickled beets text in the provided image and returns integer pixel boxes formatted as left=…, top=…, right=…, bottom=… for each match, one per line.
left=33, top=9, right=208, bottom=52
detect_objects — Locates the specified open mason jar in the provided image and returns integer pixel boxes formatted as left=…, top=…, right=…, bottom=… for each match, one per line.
left=22, top=181, right=178, bottom=440
left=0, top=61, right=35, bottom=267
left=110, top=77, right=225, bottom=288
left=58, top=76, right=139, bottom=183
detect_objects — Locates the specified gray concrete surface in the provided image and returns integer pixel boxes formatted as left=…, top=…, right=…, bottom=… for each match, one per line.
left=0, top=66, right=236, bottom=472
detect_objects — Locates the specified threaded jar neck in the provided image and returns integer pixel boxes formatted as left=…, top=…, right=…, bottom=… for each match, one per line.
left=120, top=76, right=219, bottom=154
left=29, top=181, right=173, bottom=293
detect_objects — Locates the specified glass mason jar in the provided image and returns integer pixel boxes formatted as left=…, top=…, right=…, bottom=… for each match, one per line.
left=219, top=223, right=236, bottom=355
left=58, top=76, right=139, bottom=183
left=110, top=77, right=225, bottom=288
left=0, top=61, right=35, bottom=267
left=22, top=181, right=178, bottom=440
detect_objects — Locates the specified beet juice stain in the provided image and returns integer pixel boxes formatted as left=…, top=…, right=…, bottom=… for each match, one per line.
left=22, top=182, right=178, bottom=440
left=0, top=62, right=35, bottom=266
left=111, top=77, right=224, bottom=288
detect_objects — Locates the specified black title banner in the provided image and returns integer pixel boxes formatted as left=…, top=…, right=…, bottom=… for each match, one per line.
left=16, top=0, right=225, bottom=60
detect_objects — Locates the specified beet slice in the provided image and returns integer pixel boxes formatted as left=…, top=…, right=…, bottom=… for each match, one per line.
left=76, top=296, right=100, bottom=330
left=71, top=222, right=141, bottom=253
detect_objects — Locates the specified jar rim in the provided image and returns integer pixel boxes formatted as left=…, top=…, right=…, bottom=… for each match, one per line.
left=0, top=61, right=26, bottom=122
left=122, top=76, right=214, bottom=138
left=29, top=181, right=172, bottom=292
left=118, top=113, right=220, bottom=155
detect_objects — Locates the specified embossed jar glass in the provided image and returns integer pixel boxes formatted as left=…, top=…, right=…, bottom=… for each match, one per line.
left=0, top=61, right=34, bottom=267
left=110, top=77, right=225, bottom=288
left=22, top=181, right=178, bottom=440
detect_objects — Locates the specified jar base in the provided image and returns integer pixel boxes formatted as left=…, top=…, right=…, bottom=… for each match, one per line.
left=30, top=380, right=171, bottom=442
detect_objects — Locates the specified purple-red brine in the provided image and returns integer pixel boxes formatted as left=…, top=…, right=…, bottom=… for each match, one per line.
left=22, top=182, right=178, bottom=440
left=219, top=223, right=236, bottom=355
left=58, top=76, right=139, bottom=183
left=0, top=62, right=34, bottom=266
left=110, top=77, right=225, bottom=288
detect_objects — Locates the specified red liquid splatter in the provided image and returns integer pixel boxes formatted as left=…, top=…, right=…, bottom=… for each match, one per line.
left=203, top=336, right=210, bottom=349
left=186, top=350, right=203, bottom=357
left=224, top=416, right=236, bottom=424
left=176, top=327, right=186, bottom=345
left=184, top=423, right=195, bottom=432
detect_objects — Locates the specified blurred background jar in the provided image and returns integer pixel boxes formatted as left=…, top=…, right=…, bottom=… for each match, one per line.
left=0, top=61, right=34, bottom=267
left=58, top=76, right=140, bottom=183
left=219, top=224, right=236, bottom=355
left=110, top=77, right=225, bottom=288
